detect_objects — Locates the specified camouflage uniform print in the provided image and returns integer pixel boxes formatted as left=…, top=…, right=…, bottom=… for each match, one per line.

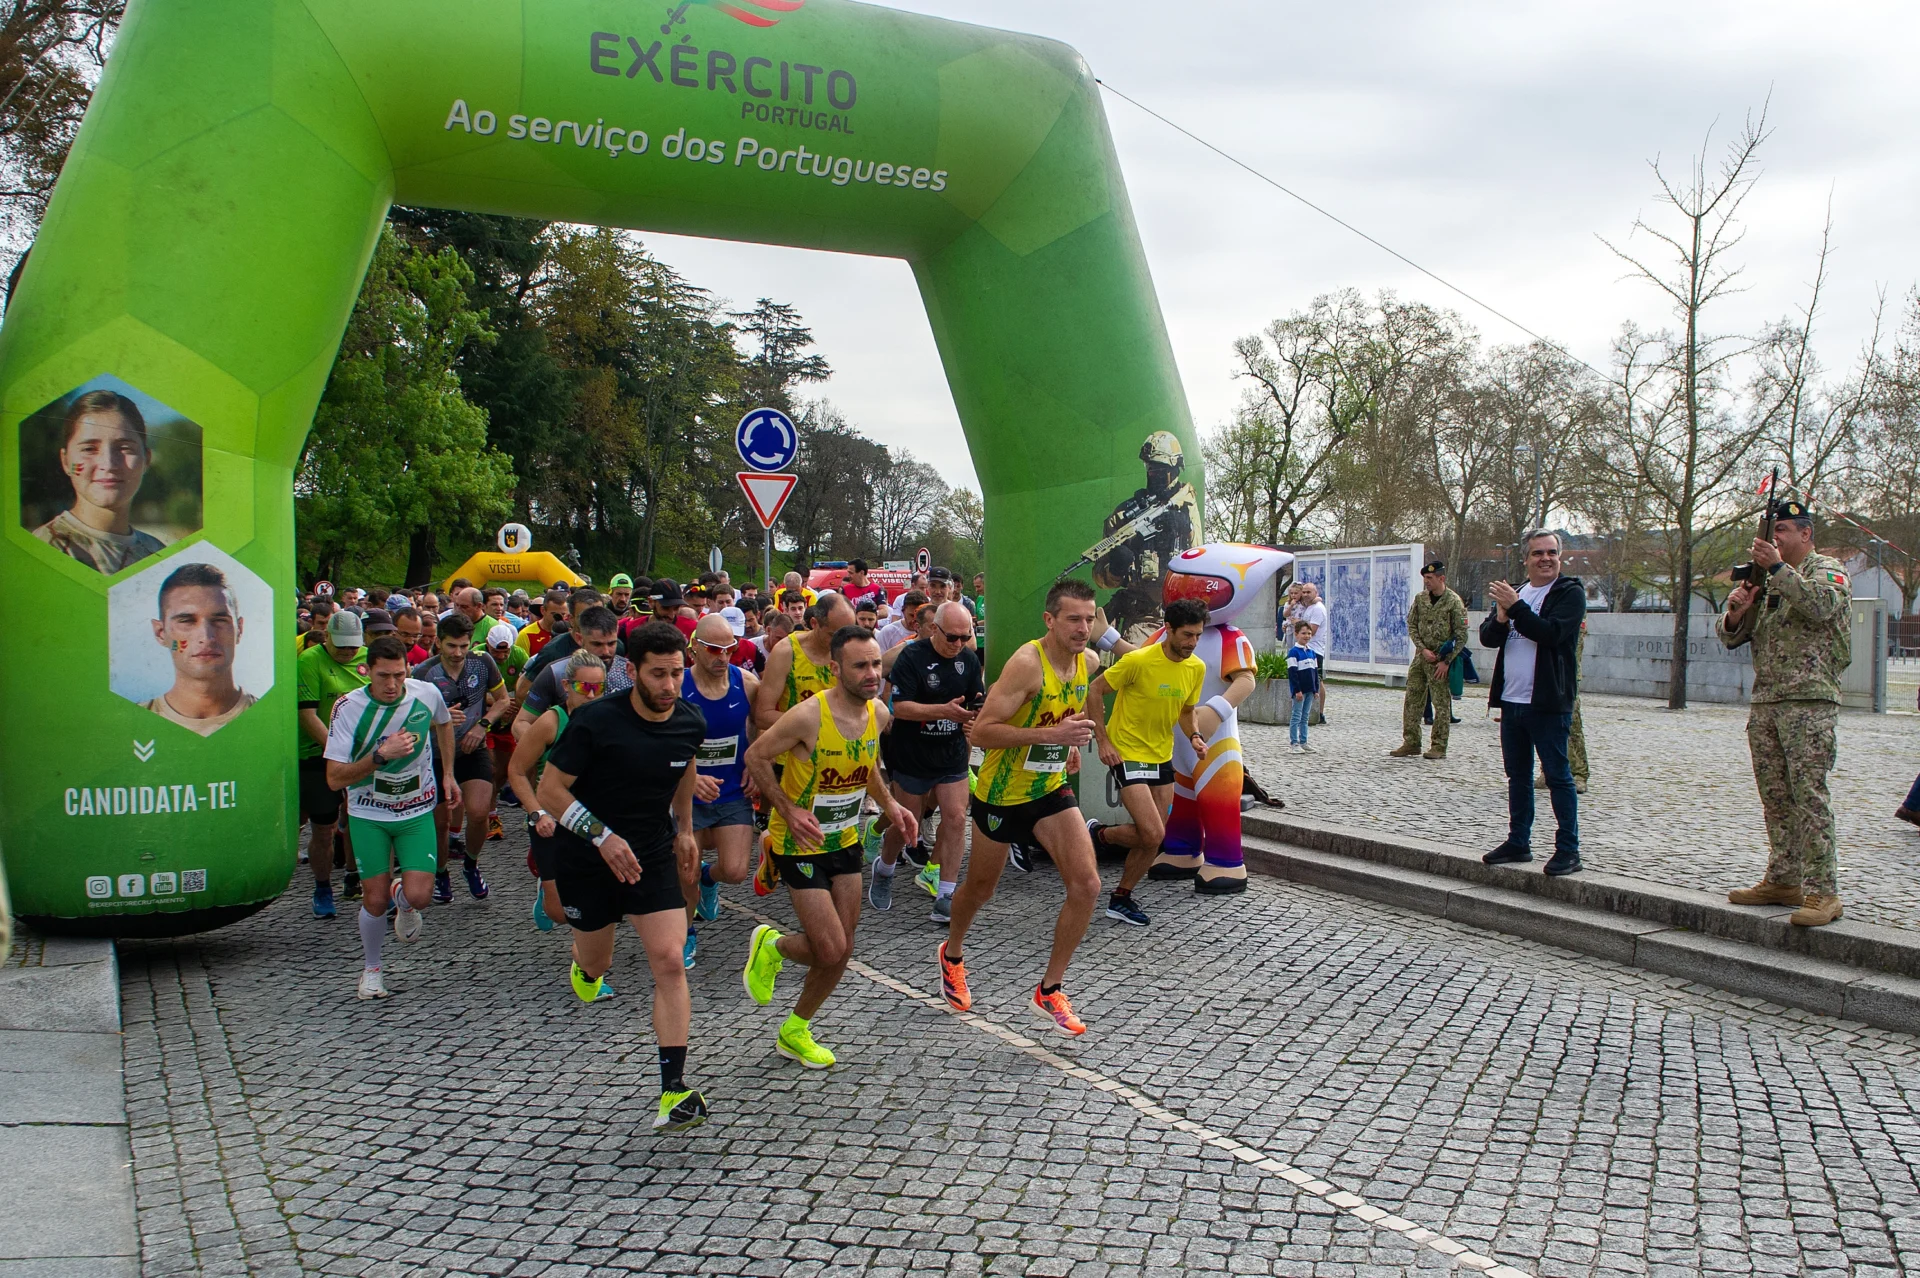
left=1747, top=701, right=1839, bottom=893
left=1402, top=586, right=1468, bottom=752
left=1717, top=549, right=1852, bottom=895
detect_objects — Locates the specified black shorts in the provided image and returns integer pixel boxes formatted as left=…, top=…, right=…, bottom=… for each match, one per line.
left=526, top=819, right=588, bottom=881
left=1111, top=761, right=1175, bottom=790
left=452, top=746, right=494, bottom=786
left=891, top=768, right=970, bottom=797
left=552, top=842, right=684, bottom=930
left=971, top=786, right=1080, bottom=849
left=772, top=844, right=864, bottom=891
left=298, top=757, right=342, bottom=824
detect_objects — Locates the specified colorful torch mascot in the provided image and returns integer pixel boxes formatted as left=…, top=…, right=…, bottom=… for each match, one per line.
left=1107, top=543, right=1292, bottom=893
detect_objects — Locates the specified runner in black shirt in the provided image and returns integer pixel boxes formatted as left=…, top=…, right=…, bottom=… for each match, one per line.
left=540, top=620, right=710, bottom=1133
left=412, top=612, right=508, bottom=902
left=873, top=602, right=985, bottom=922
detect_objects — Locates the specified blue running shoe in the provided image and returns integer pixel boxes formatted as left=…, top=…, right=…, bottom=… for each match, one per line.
left=311, top=883, right=336, bottom=919
left=432, top=870, right=453, bottom=904
left=462, top=857, right=490, bottom=900
left=697, top=869, right=720, bottom=922
left=532, top=891, right=554, bottom=932
left=683, top=928, right=699, bottom=971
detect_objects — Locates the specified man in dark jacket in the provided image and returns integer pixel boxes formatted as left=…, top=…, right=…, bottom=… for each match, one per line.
left=1479, top=530, right=1587, bottom=875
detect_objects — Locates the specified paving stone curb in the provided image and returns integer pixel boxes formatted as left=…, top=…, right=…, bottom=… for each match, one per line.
left=1244, top=812, right=1920, bottom=1035
left=0, top=933, right=137, bottom=1277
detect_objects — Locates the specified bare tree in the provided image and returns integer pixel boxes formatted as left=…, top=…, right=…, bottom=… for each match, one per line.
left=1748, top=207, right=1879, bottom=509
left=1598, top=106, right=1771, bottom=709
left=867, top=449, right=947, bottom=557
left=0, top=0, right=123, bottom=274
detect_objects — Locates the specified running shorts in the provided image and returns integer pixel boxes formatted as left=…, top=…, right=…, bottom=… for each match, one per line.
left=298, top=757, right=343, bottom=824
left=552, top=842, right=684, bottom=930
left=450, top=745, right=493, bottom=786
left=347, top=811, right=439, bottom=879
left=526, top=816, right=588, bottom=881
left=891, top=769, right=970, bottom=797
left=693, top=795, right=756, bottom=832
left=771, top=844, right=864, bottom=891
left=1112, top=761, right=1176, bottom=790
left=970, top=786, right=1079, bottom=849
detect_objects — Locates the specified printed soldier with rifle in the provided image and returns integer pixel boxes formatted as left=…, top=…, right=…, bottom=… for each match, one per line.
left=1062, top=431, right=1200, bottom=640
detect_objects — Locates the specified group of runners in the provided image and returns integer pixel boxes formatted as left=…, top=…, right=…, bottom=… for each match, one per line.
left=306, top=575, right=1217, bottom=1135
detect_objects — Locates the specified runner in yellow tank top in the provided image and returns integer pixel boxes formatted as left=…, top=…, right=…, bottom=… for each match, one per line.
left=940, top=580, right=1103, bottom=1039
left=754, top=593, right=855, bottom=729
left=766, top=694, right=879, bottom=856
left=744, top=625, right=916, bottom=1070
left=973, top=639, right=1091, bottom=806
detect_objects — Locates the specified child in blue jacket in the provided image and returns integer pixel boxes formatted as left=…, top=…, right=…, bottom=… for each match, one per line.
left=1286, top=620, right=1321, bottom=753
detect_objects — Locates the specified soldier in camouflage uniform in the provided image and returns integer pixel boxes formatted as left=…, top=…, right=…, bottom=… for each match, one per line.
left=1390, top=560, right=1468, bottom=760
left=1716, top=500, right=1852, bottom=927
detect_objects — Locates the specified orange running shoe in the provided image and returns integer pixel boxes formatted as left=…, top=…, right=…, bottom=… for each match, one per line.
left=1031, top=985, right=1086, bottom=1036
left=938, top=942, right=972, bottom=1011
left=488, top=812, right=505, bottom=842
left=753, top=835, right=778, bottom=897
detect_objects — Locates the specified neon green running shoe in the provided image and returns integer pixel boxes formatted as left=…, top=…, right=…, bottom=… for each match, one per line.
left=742, top=924, right=784, bottom=1006
left=916, top=862, right=940, bottom=898
left=570, top=961, right=614, bottom=1004
left=776, top=1016, right=836, bottom=1069
left=654, top=1087, right=709, bottom=1132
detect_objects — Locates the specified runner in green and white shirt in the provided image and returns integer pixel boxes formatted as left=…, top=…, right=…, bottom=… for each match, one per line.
left=324, top=635, right=456, bottom=1000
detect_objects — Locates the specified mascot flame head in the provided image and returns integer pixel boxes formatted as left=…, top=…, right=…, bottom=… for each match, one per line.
left=1161, top=543, right=1293, bottom=626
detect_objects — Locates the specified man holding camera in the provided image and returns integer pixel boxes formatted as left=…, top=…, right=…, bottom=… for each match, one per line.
left=1390, top=559, right=1467, bottom=760
left=1717, top=500, right=1852, bottom=927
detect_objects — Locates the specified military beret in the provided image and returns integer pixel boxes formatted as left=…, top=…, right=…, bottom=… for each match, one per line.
left=1421, top=560, right=1445, bottom=574
left=1775, top=499, right=1813, bottom=524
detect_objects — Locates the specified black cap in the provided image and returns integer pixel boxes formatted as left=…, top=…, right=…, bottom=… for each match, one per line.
left=650, top=577, right=684, bottom=606
left=1421, top=560, right=1445, bottom=575
left=1775, top=499, right=1813, bottom=525
left=929, top=566, right=952, bottom=582
left=362, top=608, right=397, bottom=636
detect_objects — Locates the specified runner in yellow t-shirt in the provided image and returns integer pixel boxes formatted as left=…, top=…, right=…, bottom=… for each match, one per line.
left=743, top=626, right=913, bottom=1070
left=1085, top=597, right=1211, bottom=927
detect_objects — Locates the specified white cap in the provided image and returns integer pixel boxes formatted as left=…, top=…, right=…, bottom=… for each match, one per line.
left=486, top=623, right=517, bottom=648
left=720, top=606, right=747, bottom=637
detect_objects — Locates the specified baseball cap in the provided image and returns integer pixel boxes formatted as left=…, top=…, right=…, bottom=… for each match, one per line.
left=610, top=573, right=634, bottom=589
left=326, top=610, right=364, bottom=646
left=650, top=577, right=685, bottom=607
left=510, top=589, right=530, bottom=603
left=362, top=608, right=397, bottom=636
left=487, top=623, right=517, bottom=648
left=719, top=605, right=747, bottom=637
left=929, top=566, right=953, bottom=582
left=384, top=593, right=409, bottom=610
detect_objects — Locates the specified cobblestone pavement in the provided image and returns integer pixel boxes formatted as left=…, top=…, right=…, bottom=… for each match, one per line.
left=1242, top=684, right=1920, bottom=932
left=119, top=820, right=1920, bottom=1277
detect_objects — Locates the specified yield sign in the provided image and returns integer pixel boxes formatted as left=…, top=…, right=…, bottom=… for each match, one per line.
left=737, top=471, right=798, bottom=529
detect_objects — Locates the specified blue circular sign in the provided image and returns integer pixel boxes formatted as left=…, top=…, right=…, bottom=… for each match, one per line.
left=736, top=406, right=798, bottom=472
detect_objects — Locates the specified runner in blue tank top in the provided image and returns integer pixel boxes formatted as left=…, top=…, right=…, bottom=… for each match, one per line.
left=680, top=614, right=763, bottom=966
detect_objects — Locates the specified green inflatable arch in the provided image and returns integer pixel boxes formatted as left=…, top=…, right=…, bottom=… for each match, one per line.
left=0, top=0, right=1200, bottom=933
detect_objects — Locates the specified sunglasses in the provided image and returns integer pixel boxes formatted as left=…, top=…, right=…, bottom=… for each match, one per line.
left=941, top=630, right=972, bottom=644
left=568, top=680, right=606, bottom=696
left=695, top=638, right=738, bottom=653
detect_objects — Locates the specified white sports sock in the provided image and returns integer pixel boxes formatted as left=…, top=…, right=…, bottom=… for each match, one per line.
left=358, top=907, right=384, bottom=968
left=873, top=859, right=896, bottom=877
left=938, top=880, right=956, bottom=899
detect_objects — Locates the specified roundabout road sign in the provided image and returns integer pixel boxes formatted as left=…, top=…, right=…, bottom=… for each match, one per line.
left=736, top=406, right=798, bottom=472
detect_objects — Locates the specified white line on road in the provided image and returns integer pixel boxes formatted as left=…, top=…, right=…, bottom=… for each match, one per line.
left=724, top=899, right=1528, bottom=1276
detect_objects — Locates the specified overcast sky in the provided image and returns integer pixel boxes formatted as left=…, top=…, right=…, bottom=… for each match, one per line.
left=641, top=0, right=1920, bottom=494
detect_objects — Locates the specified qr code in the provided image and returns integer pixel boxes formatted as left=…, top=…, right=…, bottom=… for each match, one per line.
left=181, top=869, right=207, bottom=894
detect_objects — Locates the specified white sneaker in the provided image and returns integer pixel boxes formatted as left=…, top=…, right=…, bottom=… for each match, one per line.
left=1300, top=744, right=1318, bottom=754
left=357, top=968, right=390, bottom=1000
left=393, top=895, right=424, bottom=943
left=1289, top=744, right=1304, bottom=754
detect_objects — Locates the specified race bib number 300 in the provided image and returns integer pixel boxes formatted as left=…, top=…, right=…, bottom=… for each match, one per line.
left=811, top=791, right=863, bottom=836
left=1024, top=743, right=1069, bottom=774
